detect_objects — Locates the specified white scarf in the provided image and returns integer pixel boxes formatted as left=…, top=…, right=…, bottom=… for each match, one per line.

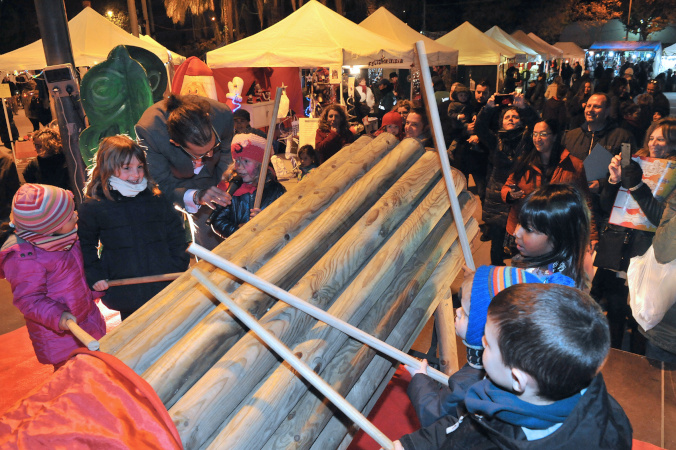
left=109, top=176, right=148, bottom=197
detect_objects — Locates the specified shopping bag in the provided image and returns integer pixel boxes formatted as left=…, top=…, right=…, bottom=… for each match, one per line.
left=627, top=245, right=676, bottom=331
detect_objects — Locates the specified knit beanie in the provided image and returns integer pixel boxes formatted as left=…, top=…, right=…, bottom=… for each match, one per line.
left=381, top=111, right=403, bottom=130
left=465, top=265, right=574, bottom=347
left=11, top=184, right=75, bottom=235
left=231, top=133, right=266, bottom=164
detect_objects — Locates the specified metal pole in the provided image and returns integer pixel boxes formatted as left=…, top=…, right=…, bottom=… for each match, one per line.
left=33, top=0, right=87, bottom=205
left=625, top=0, right=633, bottom=40
left=34, top=0, right=76, bottom=70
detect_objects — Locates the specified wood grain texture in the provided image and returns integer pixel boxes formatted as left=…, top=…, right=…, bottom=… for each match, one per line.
left=253, top=199, right=476, bottom=450
left=141, top=136, right=422, bottom=412
left=313, top=222, right=478, bottom=450
left=99, top=135, right=375, bottom=357
left=168, top=144, right=432, bottom=448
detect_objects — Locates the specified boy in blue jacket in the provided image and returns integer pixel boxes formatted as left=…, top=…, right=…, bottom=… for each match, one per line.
left=396, top=283, right=632, bottom=449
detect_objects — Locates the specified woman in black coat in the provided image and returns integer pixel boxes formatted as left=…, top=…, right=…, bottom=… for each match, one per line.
left=474, top=93, right=539, bottom=265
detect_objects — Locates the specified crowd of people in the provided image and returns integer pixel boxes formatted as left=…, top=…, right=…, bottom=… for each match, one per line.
left=0, top=59, right=674, bottom=448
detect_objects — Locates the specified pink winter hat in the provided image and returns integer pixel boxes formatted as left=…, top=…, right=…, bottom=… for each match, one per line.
left=231, top=133, right=267, bottom=164
left=11, top=184, right=75, bottom=234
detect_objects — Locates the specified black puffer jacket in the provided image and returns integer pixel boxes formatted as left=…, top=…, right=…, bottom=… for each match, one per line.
left=400, top=374, right=632, bottom=450
left=210, top=180, right=286, bottom=239
left=474, top=104, right=538, bottom=227
left=22, top=153, right=71, bottom=192
left=77, top=188, right=189, bottom=315
left=561, top=121, right=635, bottom=163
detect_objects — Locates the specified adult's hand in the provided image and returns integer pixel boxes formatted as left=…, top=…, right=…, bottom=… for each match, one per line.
left=93, top=280, right=109, bottom=291
left=608, top=154, right=622, bottom=184
left=513, top=92, right=526, bottom=108
left=198, top=186, right=232, bottom=210
left=486, top=94, right=496, bottom=108
left=467, top=135, right=479, bottom=144
left=621, top=160, right=643, bottom=189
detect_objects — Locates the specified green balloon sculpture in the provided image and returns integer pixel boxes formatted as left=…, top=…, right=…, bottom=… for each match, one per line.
left=79, top=45, right=159, bottom=168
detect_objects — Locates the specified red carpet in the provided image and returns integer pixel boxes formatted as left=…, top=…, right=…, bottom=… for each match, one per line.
left=0, top=301, right=120, bottom=416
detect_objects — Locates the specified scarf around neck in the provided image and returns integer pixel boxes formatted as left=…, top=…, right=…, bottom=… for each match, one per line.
left=464, top=379, right=581, bottom=430
left=109, top=176, right=148, bottom=197
left=15, top=227, right=79, bottom=252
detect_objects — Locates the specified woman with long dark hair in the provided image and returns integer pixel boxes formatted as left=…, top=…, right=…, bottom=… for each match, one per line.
left=511, top=184, right=591, bottom=289
left=501, top=119, right=595, bottom=257
left=474, top=93, right=538, bottom=266
left=315, top=103, right=354, bottom=164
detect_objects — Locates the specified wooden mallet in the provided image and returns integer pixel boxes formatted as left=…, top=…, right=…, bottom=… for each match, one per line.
left=65, top=319, right=99, bottom=351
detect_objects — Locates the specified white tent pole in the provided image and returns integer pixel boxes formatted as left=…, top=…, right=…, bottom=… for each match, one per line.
left=415, top=40, right=475, bottom=270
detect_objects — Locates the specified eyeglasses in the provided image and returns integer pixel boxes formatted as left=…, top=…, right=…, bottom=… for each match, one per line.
left=532, top=132, right=551, bottom=138
left=178, top=126, right=221, bottom=161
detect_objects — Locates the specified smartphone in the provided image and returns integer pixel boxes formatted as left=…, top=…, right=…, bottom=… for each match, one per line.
left=494, top=94, right=514, bottom=106
left=621, top=143, right=631, bottom=169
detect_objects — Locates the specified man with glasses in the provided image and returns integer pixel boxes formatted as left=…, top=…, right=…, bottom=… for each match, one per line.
left=136, top=94, right=234, bottom=249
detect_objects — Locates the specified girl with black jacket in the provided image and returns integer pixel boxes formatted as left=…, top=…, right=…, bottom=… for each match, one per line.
left=78, top=135, right=189, bottom=320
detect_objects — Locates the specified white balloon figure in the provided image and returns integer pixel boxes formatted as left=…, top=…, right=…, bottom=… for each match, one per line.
left=226, top=77, right=244, bottom=112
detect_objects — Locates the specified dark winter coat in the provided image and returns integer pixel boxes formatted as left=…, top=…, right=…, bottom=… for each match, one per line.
left=77, top=188, right=189, bottom=315
left=210, top=180, right=286, bottom=239
left=474, top=104, right=539, bottom=227
left=400, top=374, right=632, bottom=450
left=562, top=121, right=636, bottom=167
left=408, top=364, right=485, bottom=428
left=22, top=153, right=71, bottom=192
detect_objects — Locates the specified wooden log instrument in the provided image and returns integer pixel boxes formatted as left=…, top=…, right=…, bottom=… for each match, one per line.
left=102, top=123, right=478, bottom=448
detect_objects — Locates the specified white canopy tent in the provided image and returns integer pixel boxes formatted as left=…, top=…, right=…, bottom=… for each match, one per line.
left=139, top=35, right=186, bottom=65
left=554, top=42, right=586, bottom=63
left=511, top=30, right=560, bottom=60
left=484, top=26, right=539, bottom=62
left=527, top=33, right=564, bottom=59
left=0, top=7, right=184, bottom=72
left=436, top=22, right=519, bottom=65
left=207, top=0, right=416, bottom=68
left=359, top=7, right=458, bottom=65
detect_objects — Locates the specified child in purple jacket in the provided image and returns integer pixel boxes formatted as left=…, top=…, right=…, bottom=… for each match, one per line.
left=0, top=184, right=106, bottom=369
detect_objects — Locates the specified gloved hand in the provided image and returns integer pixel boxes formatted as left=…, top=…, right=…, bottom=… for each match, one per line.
left=621, top=160, right=643, bottom=189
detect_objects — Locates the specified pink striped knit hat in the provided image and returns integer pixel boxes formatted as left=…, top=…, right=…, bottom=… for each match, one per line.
left=11, top=184, right=75, bottom=235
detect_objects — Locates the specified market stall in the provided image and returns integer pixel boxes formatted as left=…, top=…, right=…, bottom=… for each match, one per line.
left=587, top=41, right=662, bottom=77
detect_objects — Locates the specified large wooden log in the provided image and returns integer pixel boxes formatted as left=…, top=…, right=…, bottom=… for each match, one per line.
left=100, top=135, right=398, bottom=373
left=191, top=268, right=395, bottom=450
left=143, top=137, right=426, bottom=409
left=99, top=135, right=375, bottom=357
left=312, top=225, right=477, bottom=450
left=168, top=150, right=448, bottom=447
left=218, top=192, right=475, bottom=450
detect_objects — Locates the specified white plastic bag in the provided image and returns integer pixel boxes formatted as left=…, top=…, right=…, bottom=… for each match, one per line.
left=627, top=245, right=676, bottom=331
